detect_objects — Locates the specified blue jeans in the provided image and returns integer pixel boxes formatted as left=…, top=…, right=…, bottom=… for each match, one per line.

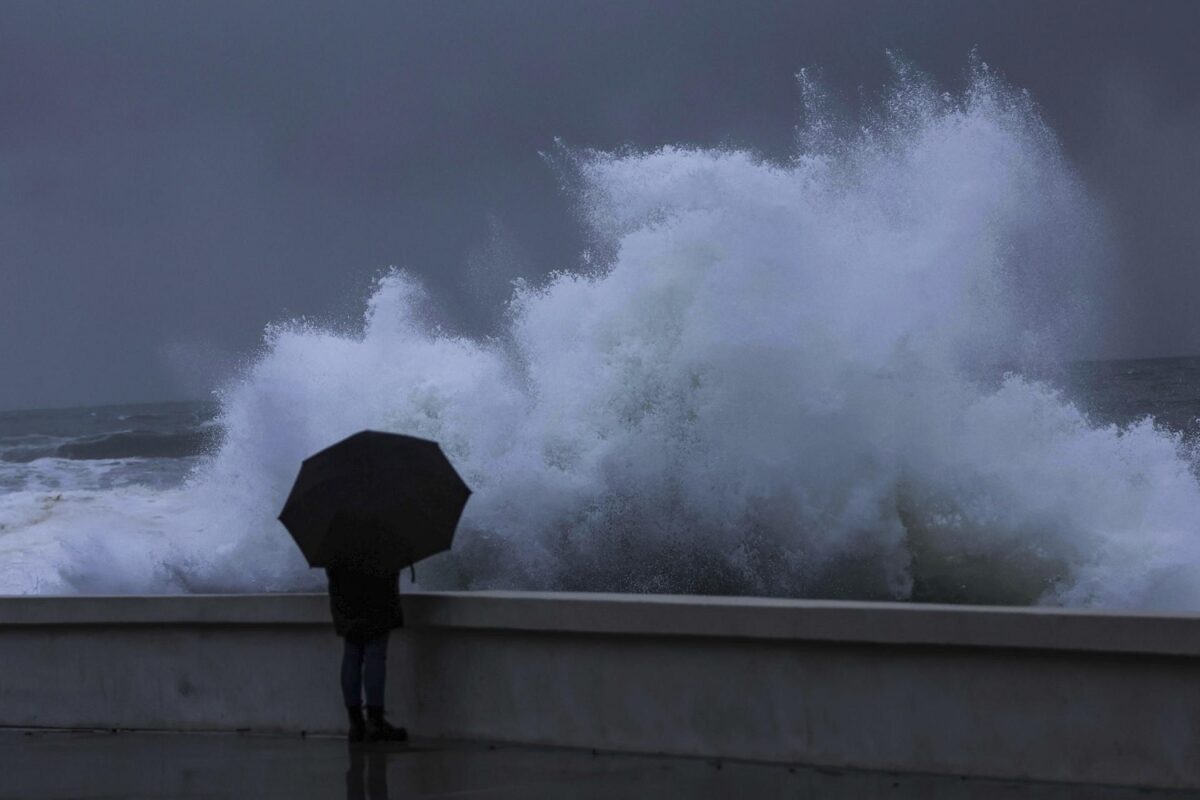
left=341, top=633, right=388, bottom=708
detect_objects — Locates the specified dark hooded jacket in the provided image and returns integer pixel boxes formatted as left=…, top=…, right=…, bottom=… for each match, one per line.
left=325, top=566, right=404, bottom=642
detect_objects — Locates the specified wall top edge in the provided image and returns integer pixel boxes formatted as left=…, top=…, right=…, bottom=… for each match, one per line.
left=0, top=591, right=1196, bottom=657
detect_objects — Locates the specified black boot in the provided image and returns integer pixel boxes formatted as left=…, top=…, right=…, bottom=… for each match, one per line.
left=365, top=706, right=408, bottom=743
left=346, top=705, right=366, bottom=743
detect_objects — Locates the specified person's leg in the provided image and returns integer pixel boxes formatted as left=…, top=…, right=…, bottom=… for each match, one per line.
left=341, top=637, right=366, bottom=708
left=341, top=638, right=367, bottom=741
left=363, top=633, right=407, bottom=742
left=361, top=632, right=388, bottom=709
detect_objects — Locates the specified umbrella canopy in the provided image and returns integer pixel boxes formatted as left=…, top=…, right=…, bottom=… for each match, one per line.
left=278, top=430, right=471, bottom=572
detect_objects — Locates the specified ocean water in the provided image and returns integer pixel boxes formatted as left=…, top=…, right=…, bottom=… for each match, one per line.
left=5, top=60, right=1200, bottom=607
left=5, top=357, right=1197, bottom=602
left=0, top=402, right=219, bottom=494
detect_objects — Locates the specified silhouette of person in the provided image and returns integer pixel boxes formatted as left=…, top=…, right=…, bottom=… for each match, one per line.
left=325, top=515, right=409, bottom=743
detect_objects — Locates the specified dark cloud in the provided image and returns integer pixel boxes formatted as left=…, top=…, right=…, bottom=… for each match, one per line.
left=2, top=0, right=1199, bottom=409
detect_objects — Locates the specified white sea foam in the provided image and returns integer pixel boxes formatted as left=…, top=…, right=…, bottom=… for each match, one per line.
left=5, top=60, right=1200, bottom=608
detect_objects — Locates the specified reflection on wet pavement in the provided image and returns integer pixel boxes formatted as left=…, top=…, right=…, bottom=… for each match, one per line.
left=1, top=729, right=1196, bottom=799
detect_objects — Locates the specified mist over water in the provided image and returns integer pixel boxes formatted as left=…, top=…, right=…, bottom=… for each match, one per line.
left=6, top=62, right=1200, bottom=609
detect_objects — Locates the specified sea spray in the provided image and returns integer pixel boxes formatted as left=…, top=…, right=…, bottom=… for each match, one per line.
left=4, top=60, right=1200, bottom=608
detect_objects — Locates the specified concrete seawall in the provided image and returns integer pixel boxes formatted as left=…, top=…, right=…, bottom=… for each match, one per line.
left=1, top=592, right=1198, bottom=790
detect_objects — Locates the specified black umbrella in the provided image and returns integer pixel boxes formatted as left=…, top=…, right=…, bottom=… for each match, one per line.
left=278, top=430, right=471, bottom=573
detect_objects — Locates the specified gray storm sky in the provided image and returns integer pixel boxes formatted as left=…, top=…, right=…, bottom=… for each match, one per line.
left=2, top=0, right=1199, bottom=411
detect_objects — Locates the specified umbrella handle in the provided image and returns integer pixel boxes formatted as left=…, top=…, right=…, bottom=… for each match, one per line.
left=401, top=540, right=415, bottom=585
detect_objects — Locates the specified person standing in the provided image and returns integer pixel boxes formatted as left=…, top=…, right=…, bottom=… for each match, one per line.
left=326, top=562, right=408, bottom=743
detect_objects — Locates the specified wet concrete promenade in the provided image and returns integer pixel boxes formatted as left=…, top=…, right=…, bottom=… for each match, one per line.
left=1, top=729, right=1195, bottom=800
